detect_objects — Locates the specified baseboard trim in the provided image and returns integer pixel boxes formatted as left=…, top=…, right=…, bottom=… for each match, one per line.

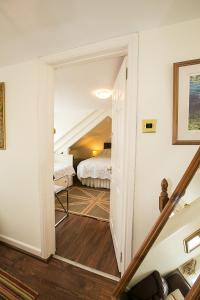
left=0, top=235, right=51, bottom=263
left=54, top=254, right=120, bottom=282
left=110, top=220, right=120, bottom=270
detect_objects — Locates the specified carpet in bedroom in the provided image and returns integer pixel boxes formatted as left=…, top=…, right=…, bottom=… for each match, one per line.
left=55, top=186, right=110, bottom=222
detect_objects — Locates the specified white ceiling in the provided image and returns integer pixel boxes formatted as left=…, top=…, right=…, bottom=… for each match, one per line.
left=55, top=56, right=123, bottom=112
left=54, top=56, right=122, bottom=141
left=0, top=0, right=200, bottom=67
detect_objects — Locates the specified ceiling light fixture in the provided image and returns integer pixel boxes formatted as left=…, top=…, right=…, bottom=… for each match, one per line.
left=95, top=89, right=112, bottom=99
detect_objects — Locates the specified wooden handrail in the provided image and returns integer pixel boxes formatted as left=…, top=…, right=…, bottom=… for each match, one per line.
left=112, top=147, right=200, bottom=300
left=185, top=274, right=200, bottom=300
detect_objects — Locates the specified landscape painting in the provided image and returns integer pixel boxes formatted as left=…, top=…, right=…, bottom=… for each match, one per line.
left=173, top=58, right=200, bottom=144
left=188, top=74, right=200, bottom=130
left=0, top=82, right=5, bottom=149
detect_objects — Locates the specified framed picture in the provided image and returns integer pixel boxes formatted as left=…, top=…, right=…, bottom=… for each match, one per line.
left=0, top=82, right=6, bottom=150
left=173, top=59, right=200, bottom=145
left=184, top=228, right=200, bottom=253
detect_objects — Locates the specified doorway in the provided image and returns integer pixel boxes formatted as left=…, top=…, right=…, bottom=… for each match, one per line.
left=40, top=34, right=138, bottom=276
left=53, top=55, right=124, bottom=277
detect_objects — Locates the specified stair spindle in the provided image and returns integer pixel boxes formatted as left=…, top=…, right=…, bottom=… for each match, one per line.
left=159, top=178, right=169, bottom=212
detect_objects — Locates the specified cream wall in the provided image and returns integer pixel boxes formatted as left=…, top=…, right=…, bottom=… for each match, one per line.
left=70, top=116, right=112, bottom=159
left=54, top=57, right=121, bottom=142
left=133, top=18, right=200, bottom=252
left=54, top=109, right=93, bottom=142
left=0, top=60, right=54, bottom=257
left=132, top=198, right=200, bottom=285
left=0, top=18, right=200, bottom=262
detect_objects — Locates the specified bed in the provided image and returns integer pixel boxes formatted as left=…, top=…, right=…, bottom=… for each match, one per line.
left=54, top=153, right=75, bottom=189
left=77, top=150, right=111, bottom=189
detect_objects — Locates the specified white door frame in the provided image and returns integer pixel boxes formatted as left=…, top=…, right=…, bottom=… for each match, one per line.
left=40, top=33, right=139, bottom=273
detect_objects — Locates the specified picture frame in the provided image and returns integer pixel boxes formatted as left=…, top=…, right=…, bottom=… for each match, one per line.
left=0, top=82, right=6, bottom=150
left=173, top=58, right=200, bottom=145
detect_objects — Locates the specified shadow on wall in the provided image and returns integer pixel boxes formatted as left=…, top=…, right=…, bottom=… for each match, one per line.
left=69, top=116, right=112, bottom=159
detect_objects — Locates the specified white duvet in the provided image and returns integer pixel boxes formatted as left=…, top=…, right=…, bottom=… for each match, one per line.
left=54, top=163, right=75, bottom=180
left=77, top=157, right=111, bottom=180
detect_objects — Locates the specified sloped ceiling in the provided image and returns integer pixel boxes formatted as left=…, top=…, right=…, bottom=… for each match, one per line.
left=70, top=116, right=112, bottom=158
left=0, top=0, right=200, bottom=66
left=54, top=56, right=122, bottom=142
left=55, top=56, right=123, bottom=112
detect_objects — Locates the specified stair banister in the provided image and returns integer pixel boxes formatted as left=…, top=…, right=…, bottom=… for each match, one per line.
left=112, top=147, right=200, bottom=300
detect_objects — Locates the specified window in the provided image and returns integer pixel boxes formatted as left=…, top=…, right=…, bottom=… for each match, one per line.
left=184, top=229, right=200, bottom=253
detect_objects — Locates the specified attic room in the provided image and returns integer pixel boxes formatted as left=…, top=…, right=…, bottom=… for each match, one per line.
left=0, top=1, right=200, bottom=300
left=69, top=116, right=112, bottom=186
left=69, top=116, right=112, bottom=162
left=53, top=56, right=123, bottom=277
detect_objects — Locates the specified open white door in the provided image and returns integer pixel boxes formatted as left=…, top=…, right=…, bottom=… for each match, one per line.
left=110, top=57, right=127, bottom=272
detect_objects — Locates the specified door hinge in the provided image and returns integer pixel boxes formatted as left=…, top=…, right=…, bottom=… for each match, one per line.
left=120, top=252, right=123, bottom=263
left=126, top=67, right=128, bottom=80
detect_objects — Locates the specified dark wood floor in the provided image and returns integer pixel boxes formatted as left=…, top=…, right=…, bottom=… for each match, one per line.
left=0, top=243, right=116, bottom=300
left=55, top=211, right=66, bottom=224
left=56, top=214, right=120, bottom=277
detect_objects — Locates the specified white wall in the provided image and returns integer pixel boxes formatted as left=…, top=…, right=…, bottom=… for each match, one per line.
left=0, top=60, right=54, bottom=257
left=54, top=109, right=93, bottom=142
left=179, top=167, right=200, bottom=206
left=1, top=17, right=200, bottom=264
left=133, top=18, right=200, bottom=252
left=132, top=198, right=200, bottom=285
left=54, top=57, right=122, bottom=142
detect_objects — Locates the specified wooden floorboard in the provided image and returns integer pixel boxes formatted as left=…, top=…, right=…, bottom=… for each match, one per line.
left=56, top=214, right=120, bottom=277
left=55, top=210, right=66, bottom=224
left=0, top=243, right=116, bottom=300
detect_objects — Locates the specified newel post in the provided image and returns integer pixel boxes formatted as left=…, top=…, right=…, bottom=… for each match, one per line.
left=159, top=178, right=169, bottom=212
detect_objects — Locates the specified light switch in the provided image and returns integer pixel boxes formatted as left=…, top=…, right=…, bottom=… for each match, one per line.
left=142, top=119, right=157, bottom=133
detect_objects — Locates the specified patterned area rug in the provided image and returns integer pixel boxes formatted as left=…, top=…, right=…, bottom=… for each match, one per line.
left=55, top=186, right=110, bottom=222
left=0, top=268, right=38, bottom=299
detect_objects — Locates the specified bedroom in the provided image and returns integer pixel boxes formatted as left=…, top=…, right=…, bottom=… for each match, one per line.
left=53, top=55, right=125, bottom=278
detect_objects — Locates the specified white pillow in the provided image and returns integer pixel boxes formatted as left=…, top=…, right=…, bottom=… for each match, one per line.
left=166, top=289, right=184, bottom=300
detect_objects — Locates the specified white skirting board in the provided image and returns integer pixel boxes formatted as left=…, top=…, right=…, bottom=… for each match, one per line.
left=0, top=234, right=42, bottom=257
